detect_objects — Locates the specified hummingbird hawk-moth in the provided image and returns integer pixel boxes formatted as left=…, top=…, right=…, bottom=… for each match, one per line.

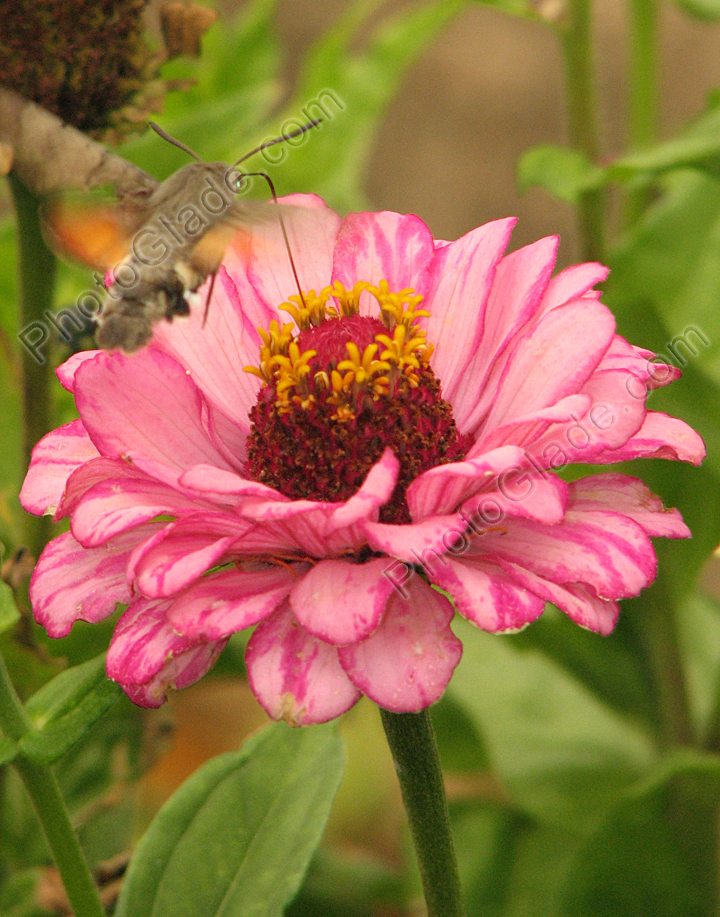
left=44, top=122, right=315, bottom=352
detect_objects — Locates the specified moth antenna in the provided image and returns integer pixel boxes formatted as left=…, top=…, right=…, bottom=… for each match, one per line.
left=239, top=171, right=306, bottom=308
left=148, top=121, right=202, bottom=162
left=203, top=270, right=219, bottom=327
left=231, top=120, right=322, bottom=169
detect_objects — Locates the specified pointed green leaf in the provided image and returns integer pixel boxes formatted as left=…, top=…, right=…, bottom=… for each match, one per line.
left=559, top=751, right=720, bottom=917
left=612, top=106, right=720, bottom=181
left=518, top=144, right=606, bottom=203
left=20, top=653, right=121, bottom=765
left=116, top=721, right=345, bottom=917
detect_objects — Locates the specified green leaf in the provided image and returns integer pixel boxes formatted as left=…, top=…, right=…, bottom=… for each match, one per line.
left=558, top=750, right=720, bottom=917
left=116, top=721, right=345, bottom=917
left=518, top=144, right=606, bottom=203
left=449, top=619, right=656, bottom=832
left=0, top=579, right=20, bottom=636
left=674, top=0, right=720, bottom=19
left=19, top=654, right=121, bottom=765
left=612, top=106, right=720, bottom=181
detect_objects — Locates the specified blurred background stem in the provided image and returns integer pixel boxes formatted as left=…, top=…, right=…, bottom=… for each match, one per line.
left=560, top=0, right=605, bottom=263
left=0, top=651, right=104, bottom=917
left=635, top=571, right=694, bottom=749
left=625, top=0, right=658, bottom=226
left=9, top=175, right=55, bottom=561
left=380, top=708, right=464, bottom=917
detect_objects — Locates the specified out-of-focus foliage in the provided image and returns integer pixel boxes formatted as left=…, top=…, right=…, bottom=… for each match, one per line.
left=3, top=1, right=720, bottom=915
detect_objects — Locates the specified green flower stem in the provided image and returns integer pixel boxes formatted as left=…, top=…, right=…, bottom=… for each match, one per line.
left=0, top=651, right=105, bottom=917
left=560, top=0, right=605, bottom=263
left=625, top=0, right=658, bottom=226
left=635, top=571, right=694, bottom=750
left=380, top=707, right=464, bottom=917
left=9, top=173, right=56, bottom=560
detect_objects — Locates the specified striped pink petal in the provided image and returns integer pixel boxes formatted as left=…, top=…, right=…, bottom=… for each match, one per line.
left=332, top=211, right=436, bottom=311
left=338, top=577, right=462, bottom=712
left=20, top=420, right=99, bottom=516
left=30, top=524, right=163, bottom=637
left=429, top=555, right=545, bottom=633
left=246, top=602, right=361, bottom=725
left=289, top=558, right=394, bottom=645
left=167, top=564, right=299, bottom=640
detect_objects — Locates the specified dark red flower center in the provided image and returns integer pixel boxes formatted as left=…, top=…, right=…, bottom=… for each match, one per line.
left=243, top=281, right=471, bottom=524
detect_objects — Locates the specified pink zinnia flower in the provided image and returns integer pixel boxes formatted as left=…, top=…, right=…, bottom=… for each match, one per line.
left=21, top=195, right=704, bottom=724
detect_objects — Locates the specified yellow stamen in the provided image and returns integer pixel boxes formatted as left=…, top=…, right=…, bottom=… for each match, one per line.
left=243, top=279, right=433, bottom=410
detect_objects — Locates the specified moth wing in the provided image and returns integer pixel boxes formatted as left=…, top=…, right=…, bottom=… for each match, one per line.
left=187, top=220, right=241, bottom=276
left=43, top=201, right=135, bottom=273
left=187, top=202, right=303, bottom=276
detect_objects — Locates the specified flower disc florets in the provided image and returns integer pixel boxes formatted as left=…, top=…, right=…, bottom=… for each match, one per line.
left=244, top=281, right=471, bottom=523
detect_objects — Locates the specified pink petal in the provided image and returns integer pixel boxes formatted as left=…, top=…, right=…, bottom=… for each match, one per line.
left=338, top=577, right=462, bottom=712
left=332, top=211, right=436, bottom=310
left=537, top=262, right=609, bottom=315
left=149, top=265, right=261, bottom=437
left=56, top=456, right=140, bottom=520
left=203, top=402, right=249, bottom=470
left=327, top=448, right=399, bottom=531
left=238, top=499, right=345, bottom=556
left=289, top=558, right=394, bottom=645
left=519, top=369, right=647, bottom=469
left=128, top=513, right=251, bottom=598
left=599, top=335, right=680, bottom=391
left=246, top=602, right=361, bottom=725
left=406, top=445, right=526, bottom=519
left=363, top=514, right=464, bottom=575
left=577, top=367, right=646, bottom=449
left=494, top=560, right=619, bottom=635
left=167, top=565, right=298, bottom=639
left=180, top=463, right=286, bottom=502
left=20, top=421, right=99, bottom=516
left=461, top=472, right=568, bottom=526
left=74, top=348, right=233, bottom=473
left=30, top=524, right=162, bottom=637
left=70, top=475, right=208, bottom=548
left=568, top=474, right=691, bottom=539
left=594, top=411, right=705, bottom=465
left=424, top=218, right=515, bottom=402
left=453, top=236, right=559, bottom=433
left=481, top=299, right=616, bottom=431
left=122, top=640, right=226, bottom=709
left=107, top=598, right=225, bottom=706
left=429, top=556, right=545, bottom=632
left=244, top=194, right=341, bottom=313
left=479, top=508, right=656, bottom=600
left=470, top=394, right=592, bottom=455
left=56, top=351, right=100, bottom=392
